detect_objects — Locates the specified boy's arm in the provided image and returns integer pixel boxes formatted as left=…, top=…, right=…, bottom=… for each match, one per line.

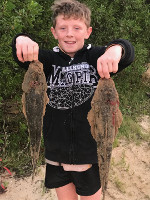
left=97, top=39, right=135, bottom=79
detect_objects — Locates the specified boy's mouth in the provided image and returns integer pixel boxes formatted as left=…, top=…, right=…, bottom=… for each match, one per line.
left=65, top=41, right=76, bottom=44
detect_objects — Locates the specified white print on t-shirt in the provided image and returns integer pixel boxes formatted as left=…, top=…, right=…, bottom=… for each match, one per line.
left=47, top=62, right=98, bottom=110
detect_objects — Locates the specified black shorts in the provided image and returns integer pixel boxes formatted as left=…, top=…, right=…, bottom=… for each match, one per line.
left=45, top=163, right=101, bottom=196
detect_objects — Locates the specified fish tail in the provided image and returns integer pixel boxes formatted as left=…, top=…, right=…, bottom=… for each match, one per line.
left=31, top=163, right=36, bottom=181
left=102, top=191, right=106, bottom=200
left=31, top=155, right=38, bottom=181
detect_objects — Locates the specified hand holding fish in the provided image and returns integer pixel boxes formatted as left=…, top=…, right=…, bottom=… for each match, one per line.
left=16, top=36, right=39, bottom=63
left=97, top=45, right=122, bottom=79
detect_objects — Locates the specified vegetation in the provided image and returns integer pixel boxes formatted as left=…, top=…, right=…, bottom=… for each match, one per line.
left=0, top=0, right=149, bottom=176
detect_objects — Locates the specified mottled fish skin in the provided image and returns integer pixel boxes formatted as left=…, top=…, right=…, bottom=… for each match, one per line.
left=87, top=78, right=123, bottom=200
left=22, top=61, right=49, bottom=179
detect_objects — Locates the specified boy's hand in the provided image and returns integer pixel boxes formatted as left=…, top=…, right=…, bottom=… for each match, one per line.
left=16, top=36, right=39, bottom=62
left=97, top=45, right=122, bottom=79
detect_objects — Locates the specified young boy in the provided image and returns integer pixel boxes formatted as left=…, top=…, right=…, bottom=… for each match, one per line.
left=12, top=0, right=134, bottom=199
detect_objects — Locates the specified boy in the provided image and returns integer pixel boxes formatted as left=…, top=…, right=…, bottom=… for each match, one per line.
left=12, top=0, right=134, bottom=199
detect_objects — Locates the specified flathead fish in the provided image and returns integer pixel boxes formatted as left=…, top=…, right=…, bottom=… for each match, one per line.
left=87, top=78, right=123, bottom=200
left=22, top=61, right=49, bottom=179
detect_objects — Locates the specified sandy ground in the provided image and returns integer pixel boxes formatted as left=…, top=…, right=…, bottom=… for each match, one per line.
left=1, top=116, right=150, bottom=200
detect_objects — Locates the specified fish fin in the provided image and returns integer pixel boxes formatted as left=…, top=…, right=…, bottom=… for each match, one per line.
left=87, top=109, right=97, bottom=140
left=22, top=93, right=27, bottom=119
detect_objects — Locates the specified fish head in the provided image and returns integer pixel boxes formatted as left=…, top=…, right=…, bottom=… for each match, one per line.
left=29, top=61, right=43, bottom=74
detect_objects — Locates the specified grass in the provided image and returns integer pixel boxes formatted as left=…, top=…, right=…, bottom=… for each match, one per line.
left=111, top=150, right=130, bottom=173
left=114, top=176, right=126, bottom=193
left=117, top=116, right=149, bottom=143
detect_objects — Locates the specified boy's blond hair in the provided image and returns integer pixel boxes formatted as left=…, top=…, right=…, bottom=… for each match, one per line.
left=51, top=0, right=91, bottom=28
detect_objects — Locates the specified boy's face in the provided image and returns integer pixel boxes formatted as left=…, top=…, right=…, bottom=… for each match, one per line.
left=51, top=15, right=92, bottom=57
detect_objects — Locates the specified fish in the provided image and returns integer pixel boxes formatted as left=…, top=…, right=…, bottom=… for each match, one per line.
left=22, top=61, right=49, bottom=179
left=87, top=78, right=123, bottom=200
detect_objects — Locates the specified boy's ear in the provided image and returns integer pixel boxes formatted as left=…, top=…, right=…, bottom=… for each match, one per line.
left=85, top=27, right=92, bottom=39
left=51, top=27, right=58, bottom=39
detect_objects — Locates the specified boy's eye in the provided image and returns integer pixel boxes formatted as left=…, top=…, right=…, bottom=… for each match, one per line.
left=75, top=27, right=80, bottom=30
left=60, top=27, right=66, bottom=30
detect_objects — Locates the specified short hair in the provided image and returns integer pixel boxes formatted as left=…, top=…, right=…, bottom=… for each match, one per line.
left=51, top=0, right=91, bottom=28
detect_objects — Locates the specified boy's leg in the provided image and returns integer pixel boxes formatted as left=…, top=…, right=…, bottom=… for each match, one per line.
left=80, top=187, right=102, bottom=200
left=56, top=182, right=78, bottom=200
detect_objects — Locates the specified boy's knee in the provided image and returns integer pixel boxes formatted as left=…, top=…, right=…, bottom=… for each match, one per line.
left=80, top=187, right=102, bottom=200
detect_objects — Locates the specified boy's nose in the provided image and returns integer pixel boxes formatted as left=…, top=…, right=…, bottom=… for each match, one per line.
left=66, top=28, right=73, bottom=37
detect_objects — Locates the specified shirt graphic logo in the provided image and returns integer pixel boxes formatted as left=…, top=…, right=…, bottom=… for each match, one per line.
left=47, top=62, right=98, bottom=109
